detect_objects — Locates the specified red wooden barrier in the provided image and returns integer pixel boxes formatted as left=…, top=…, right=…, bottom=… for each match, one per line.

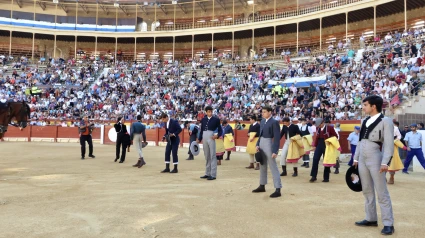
left=4, top=126, right=353, bottom=154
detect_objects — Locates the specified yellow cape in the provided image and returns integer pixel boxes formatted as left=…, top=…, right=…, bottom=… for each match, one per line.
left=302, top=134, right=313, bottom=154
left=216, top=138, right=225, bottom=156
left=246, top=132, right=259, bottom=155
left=323, top=136, right=341, bottom=167
left=389, top=139, right=406, bottom=172
left=287, top=135, right=304, bottom=163
left=224, top=133, right=236, bottom=151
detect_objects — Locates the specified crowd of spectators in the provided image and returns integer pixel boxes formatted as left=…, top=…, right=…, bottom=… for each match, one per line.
left=1, top=29, right=425, bottom=127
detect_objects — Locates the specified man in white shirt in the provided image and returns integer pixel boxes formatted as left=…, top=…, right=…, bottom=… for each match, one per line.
left=353, top=95, right=395, bottom=235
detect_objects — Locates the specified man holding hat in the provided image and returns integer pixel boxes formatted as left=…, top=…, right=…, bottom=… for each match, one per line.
left=252, top=106, right=282, bottom=198
left=187, top=121, right=199, bottom=160
left=347, top=126, right=360, bottom=166
left=310, top=117, right=338, bottom=182
left=402, top=123, right=425, bottom=174
left=353, top=95, right=395, bottom=235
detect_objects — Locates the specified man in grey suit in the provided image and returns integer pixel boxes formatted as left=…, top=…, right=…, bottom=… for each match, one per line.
left=252, top=106, right=282, bottom=198
left=353, top=95, right=395, bottom=235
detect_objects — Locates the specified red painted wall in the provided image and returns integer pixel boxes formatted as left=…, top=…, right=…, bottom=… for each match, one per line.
left=4, top=126, right=353, bottom=154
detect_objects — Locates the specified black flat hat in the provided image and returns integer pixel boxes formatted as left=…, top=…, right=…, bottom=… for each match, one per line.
left=255, top=149, right=266, bottom=165
left=346, top=166, right=362, bottom=192
left=190, top=141, right=200, bottom=156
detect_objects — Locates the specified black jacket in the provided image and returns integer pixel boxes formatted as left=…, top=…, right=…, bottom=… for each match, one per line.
left=280, top=124, right=301, bottom=139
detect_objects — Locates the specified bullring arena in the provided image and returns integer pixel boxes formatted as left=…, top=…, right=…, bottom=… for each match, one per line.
left=2, top=0, right=425, bottom=237
left=1, top=126, right=425, bottom=237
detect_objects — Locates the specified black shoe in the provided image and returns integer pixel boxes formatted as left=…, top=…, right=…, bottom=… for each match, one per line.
left=186, top=157, right=194, bottom=160
left=114, top=158, right=119, bottom=162
left=381, top=226, right=395, bottom=235
left=334, top=169, right=339, bottom=174
left=402, top=171, right=409, bottom=174
left=305, top=163, right=310, bottom=168
left=269, top=189, right=281, bottom=198
left=280, top=166, right=287, bottom=176
left=81, top=157, right=85, bottom=160
left=161, top=168, right=170, bottom=173
left=322, top=179, right=329, bottom=182
left=292, top=168, right=298, bottom=177
left=170, top=165, right=178, bottom=173
left=309, top=177, right=317, bottom=182
left=252, top=185, right=266, bottom=193
left=207, top=176, right=216, bottom=180
left=355, top=220, right=378, bottom=227
left=200, top=175, right=209, bottom=179
left=88, top=155, right=95, bottom=158
left=225, top=158, right=230, bottom=161
left=119, top=161, right=124, bottom=163
left=301, top=162, right=306, bottom=167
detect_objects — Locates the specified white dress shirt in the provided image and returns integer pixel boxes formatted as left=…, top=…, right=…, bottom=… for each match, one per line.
left=394, top=126, right=402, bottom=140
left=355, top=113, right=387, bottom=166
left=366, top=113, right=382, bottom=127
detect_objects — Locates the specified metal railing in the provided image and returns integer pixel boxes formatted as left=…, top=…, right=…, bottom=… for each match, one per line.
left=157, top=0, right=364, bottom=31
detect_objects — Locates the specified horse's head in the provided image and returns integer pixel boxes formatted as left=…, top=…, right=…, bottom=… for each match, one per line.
left=9, top=102, right=30, bottom=130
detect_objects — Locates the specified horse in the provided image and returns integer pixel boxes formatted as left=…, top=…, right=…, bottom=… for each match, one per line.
left=0, top=101, right=30, bottom=140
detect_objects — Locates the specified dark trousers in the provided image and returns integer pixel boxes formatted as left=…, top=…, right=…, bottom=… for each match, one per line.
left=403, top=148, right=425, bottom=172
left=166, top=136, right=180, bottom=164
left=310, top=139, right=330, bottom=180
left=80, top=135, right=93, bottom=157
left=116, top=134, right=129, bottom=162
left=348, top=144, right=357, bottom=166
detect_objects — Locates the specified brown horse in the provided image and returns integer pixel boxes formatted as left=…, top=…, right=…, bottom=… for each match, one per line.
left=0, top=101, right=30, bottom=140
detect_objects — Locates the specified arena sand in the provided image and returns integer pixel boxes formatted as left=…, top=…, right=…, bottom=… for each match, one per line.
left=0, top=142, right=424, bottom=238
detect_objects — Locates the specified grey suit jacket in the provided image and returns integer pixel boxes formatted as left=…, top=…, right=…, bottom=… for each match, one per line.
left=256, top=118, right=281, bottom=154
left=354, top=115, right=394, bottom=165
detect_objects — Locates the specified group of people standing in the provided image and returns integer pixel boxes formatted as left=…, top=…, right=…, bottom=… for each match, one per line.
left=75, top=94, right=425, bottom=236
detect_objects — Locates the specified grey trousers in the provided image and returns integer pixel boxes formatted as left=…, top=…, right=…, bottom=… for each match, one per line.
left=280, top=140, right=290, bottom=166
left=203, top=131, right=217, bottom=177
left=358, top=140, right=394, bottom=226
left=133, top=134, right=143, bottom=158
left=259, top=138, right=282, bottom=188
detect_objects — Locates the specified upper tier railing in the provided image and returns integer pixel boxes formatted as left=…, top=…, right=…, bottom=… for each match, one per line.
left=157, top=0, right=363, bottom=31
left=0, top=0, right=364, bottom=33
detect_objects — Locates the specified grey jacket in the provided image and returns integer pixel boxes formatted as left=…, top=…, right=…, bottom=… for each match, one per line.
left=257, top=117, right=281, bottom=154
left=354, top=115, right=394, bottom=165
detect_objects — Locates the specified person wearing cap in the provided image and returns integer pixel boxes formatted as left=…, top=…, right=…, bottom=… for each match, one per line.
left=353, top=95, right=395, bottom=235
left=246, top=115, right=261, bottom=170
left=402, top=124, right=425, bottom=174
left=130, top=115, right=147, bottom=168
left=347, top=126, right=360, bottom=166
left=310, top=117, right=338, bottom=183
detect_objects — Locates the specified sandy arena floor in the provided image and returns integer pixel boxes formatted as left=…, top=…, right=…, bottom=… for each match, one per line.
left=0, top=142, right=424, bottom=238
